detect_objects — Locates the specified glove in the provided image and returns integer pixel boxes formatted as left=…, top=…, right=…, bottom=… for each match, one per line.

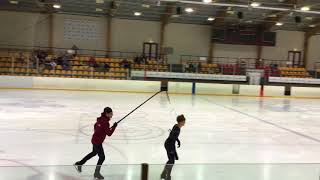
left=112, top=122, right=118, bottom=128
left=177, top=141, right=181, bottom=148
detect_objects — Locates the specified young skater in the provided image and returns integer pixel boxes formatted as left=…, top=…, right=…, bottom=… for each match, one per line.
left=161, top=114, right=186, bottom=180
left=74, top=107, right=117, bottom=180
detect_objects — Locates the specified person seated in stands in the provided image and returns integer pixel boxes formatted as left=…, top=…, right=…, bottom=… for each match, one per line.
left=104, top=63, right=110, bottom=72
left=197, top=63, right=201, bottom=73
left=62, top=53, right=71, bottom=70
left=16, top=52, right=25, bottom=63
left=88, top=56, right=99, bottom=68
left=56, top=56, right=63, bottom=66
left=49, top=60, right=57, bottom=70
left=142, top=55, right=148, bottom=64
left=37, top=50, right=48, bottom=65
left=134, top=56, right=141, bottom=64
left=187, top=63, right=195, bottom=73
left=121, top=59, right=130, bottom=69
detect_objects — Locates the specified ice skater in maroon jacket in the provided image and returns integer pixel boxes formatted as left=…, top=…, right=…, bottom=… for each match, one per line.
left=74, top=107, right=117, bottom=180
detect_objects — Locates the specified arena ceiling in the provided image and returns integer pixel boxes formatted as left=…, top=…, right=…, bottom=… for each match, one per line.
left=1, top=0, right=320, bottom=31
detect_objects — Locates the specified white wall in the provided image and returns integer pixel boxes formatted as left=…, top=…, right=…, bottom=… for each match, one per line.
left=307, top=35, right=320, bottom=70
left=53, top=14, right=107, bottom=51
left=1, top=11, right=318, bottom=68
left=165, top=23, right=211, bottom=63
left=0, top=11, right=49, bottom=47
left=262, top=30, right=305, bottom=61
left=111, top=18, right=160, bottom=53
left=214, top=44, right=257, bottom=59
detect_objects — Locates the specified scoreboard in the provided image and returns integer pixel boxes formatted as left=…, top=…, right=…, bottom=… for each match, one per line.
left=212, top=26, right=276, bottom=46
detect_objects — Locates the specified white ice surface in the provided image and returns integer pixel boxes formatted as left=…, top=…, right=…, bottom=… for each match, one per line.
left=1, top=89, right=320, bottom=179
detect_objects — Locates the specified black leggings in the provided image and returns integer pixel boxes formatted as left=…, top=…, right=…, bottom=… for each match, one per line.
left=161, top=143, right=177, bottom=178
left=79, top=144, right=105, bottom=165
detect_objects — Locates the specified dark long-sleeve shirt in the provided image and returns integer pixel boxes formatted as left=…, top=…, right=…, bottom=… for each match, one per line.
left=165, top=124, right=181, bottom=147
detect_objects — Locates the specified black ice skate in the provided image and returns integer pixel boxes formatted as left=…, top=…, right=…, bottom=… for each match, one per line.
left=74, top=162, right=82, bottom=173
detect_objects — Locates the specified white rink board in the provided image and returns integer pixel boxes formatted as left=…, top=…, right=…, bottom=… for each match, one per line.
left=264, top=86, right=285, bottom=97
left=239, top=85, right=260, bottom=96
left=168, top=82, right=192, bottom=94
left=292, top=87, right=320, bottom=97
left=196, top=83, right=233, bottom=95
left=0, top=76, right=160, bottom=93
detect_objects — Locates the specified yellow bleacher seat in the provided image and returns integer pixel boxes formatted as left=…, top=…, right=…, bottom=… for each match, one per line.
left=43, top=69, right=49, bottom=74
left=78, top=71, right=84, bottom=76
left=83, top=71, right=89, bottom=76
left=14, top=68, right=21, bottom=73
left=94, top=72, right=99, bottom=76
left=20, top=68, right=26, bottom=73
left=56, top=65, right=62, bottom=70
left=72, top=66, right=79, bottom=71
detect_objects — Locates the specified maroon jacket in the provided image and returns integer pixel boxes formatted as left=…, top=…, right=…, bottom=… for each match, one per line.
left=91, top=113, right=116, bottom=144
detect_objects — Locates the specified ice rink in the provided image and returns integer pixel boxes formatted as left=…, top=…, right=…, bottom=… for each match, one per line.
left=1, top=89, right=320, bottom=179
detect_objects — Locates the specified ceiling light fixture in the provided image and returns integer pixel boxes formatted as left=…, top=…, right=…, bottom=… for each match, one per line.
left=301, top=6, right=310, bottom=11
left=159, top=0, right=320, bottom=15
left=207, top=17, right=215, bottom=21
left=142, top=4, right=150, bottom=8
left=96, top=0, right=104, bottom=4
left=134, top=12, right=142, bottom=16
left=250, top=2, right=261, bottom=7
left=203, top=0, right=212, bottom=3
left=276, top=22, right=283, bottom=26
left=53, top=4, right=61, bottom=9
left=185, top=7, right=194, bottom=13
left=9, top=0, right=19, bottom=4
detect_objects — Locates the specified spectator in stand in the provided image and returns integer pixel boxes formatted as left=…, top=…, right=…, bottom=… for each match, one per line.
left=37, top=50, right=48, bottom=65
left=134, top=56, right=141, bottom=64
left=197, top=63, right=202, bottom=73
left=104, top=63, right=110, bottom=72
left=49, top=60, right=57, bottom=70
left=121, top=59, right=130, bottom=69
left=62, top=53, right=71, bottom=70
left=56, top=56, right=63, bottom=66
left=88, top=56, right=99, bottom=68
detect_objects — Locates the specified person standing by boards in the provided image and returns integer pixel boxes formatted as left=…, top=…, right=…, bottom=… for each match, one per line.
left=74, top=107, right=118, bottom=180
left=161, top=115, right=186, bottom=180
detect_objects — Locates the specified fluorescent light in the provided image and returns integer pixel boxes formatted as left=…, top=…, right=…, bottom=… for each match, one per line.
left=134, top=12, right=142, bottom=16
left=203, top=0, right=212, bottom=3
left=227, top=10, right=235, bottom=15
left=305, top=17, right=313, bottom=20
left=53, top=4, right=61, bottom=9
left=185, top=7, right=194, bottom=13
left=301, top=6, right=310, bottom=11
left=142, top=4, right=150, bottom=8
left=250, top=2, right=261, bottom=7
left=276, top=22, right=283, bottom=26
left=309, top=24, right=316, bottom=28
left=207, top=17, right=215, bottom=21
left=9, top=0, right=18, bottom=4
left=159, top=0, right=320, bottom=15
left=96, top=0, right=104, bottom=4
